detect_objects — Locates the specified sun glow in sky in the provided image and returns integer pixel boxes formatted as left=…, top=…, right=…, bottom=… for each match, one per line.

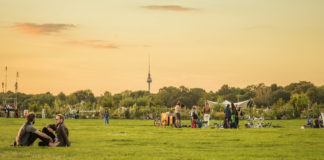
left=0, top=0, right=323, bottom=95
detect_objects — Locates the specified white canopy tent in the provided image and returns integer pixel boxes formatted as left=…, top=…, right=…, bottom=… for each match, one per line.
left=207, top=99, right=250, bottom=109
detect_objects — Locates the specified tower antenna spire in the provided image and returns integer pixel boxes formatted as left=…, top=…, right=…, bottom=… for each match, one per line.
left=5, top=66, right=7, bottom=93
left=14, top=71, right=19, bottom=109
left=15, top=72, right=19, bottom=93
left=146, top=54, right=152, bottom=93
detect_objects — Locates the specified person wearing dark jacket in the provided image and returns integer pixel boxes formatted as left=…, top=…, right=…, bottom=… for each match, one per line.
left=235, top=105, right=241, bottom=128
left=104, top=110, right=110, bottom=125
left=224, top=104, right=231, bottom=128
left=231, top=103, right=238, bottom=128
left=15, top=109, right=19, bottom=118
left=47, top=114, right=71, bottom=147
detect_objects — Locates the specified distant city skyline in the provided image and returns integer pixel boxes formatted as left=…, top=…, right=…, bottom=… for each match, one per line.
left=1, top=0, right=323, bottom=96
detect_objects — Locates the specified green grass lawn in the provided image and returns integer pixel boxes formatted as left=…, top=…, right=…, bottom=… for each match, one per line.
left=0, top=118, right=323, bottom=160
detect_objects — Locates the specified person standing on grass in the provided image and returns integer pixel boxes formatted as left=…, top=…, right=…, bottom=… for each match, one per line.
left=12, top=113, right=53, bottom=146
left=42, top=107, right=46, bottom=119
left=224, top=104, right=231, bottom=128
left=174, top=101, right=181, bottom=128
left=190, top=107, right=195, bottom=125
left=70, top=109, right=74, bottom=119
left=76, top=109, right=80, bottom=119
left=231, top=103, right=238, bottom=128
left=235, top=105, right=241, bottom=128
left=5, top=107, right=9, bottom=118
left=104, top=110, right=110, bottom=125
left=47, top=114, right=71, bottom=147
left=15, top=108, right=19, bottom=118
left=192, top=106, right=199, bottom=128
left=203, top=102, right=211, bottom=127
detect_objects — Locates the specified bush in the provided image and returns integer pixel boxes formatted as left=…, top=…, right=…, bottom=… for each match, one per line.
left=290, top=94, right=310, bottom=118
left=212, top=112, right=225, bottom=120
left=125, top=108, right=131, bottom=119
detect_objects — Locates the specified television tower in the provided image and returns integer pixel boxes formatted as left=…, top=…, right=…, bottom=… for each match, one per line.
left=2, top=66, right=8, bottom=106
left=15, top=72, right=19, bottom=109
left=15, top=72, right=19, bottom=93
left=5, top=66, right=7, bottom=93
left=146, top=54, right=152, bottom=93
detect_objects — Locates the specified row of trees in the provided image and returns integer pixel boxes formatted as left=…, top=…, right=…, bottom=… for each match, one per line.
left=1, top=81, right=323, bottom=119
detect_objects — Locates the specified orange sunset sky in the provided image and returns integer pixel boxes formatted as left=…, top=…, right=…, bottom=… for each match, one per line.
left=0, top=0, right=323, bottom=95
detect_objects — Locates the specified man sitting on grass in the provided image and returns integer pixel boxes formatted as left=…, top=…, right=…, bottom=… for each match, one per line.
left=13, top=113, right=53, bottom=146
left=46, top=114, right=71, bottom=147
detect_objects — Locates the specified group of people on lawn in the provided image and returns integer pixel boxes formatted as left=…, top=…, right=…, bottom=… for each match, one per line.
left=190, top=102, right=211, bottom=128
left=12, top=113, right=70, bottom=147
left=305, top=115, right=324, bottom=128
left=12, top=109, right=111, bottom=147
left=224, top=103, right=240, bottom=128
left=175, top=101, right=240, bottom=129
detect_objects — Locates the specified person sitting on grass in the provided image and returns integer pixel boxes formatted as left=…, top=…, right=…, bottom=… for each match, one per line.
left=244, top=122, right=254, bottom=128
left=305, top=117, right=313, bottom=128
left=46, top=114, right=71, bottom=147
left=12, top=112, right=53, bottom=146
left=214, top=123, right=220, bottom=129
left=314, top=116, right=324, bottom=128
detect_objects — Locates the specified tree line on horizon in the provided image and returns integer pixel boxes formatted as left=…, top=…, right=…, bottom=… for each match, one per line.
left=1, top=81, right=324, bottom=119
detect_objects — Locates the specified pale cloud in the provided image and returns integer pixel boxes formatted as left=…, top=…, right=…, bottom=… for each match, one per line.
left=141, top=5, right=198, bottom=12
left=243, top=25, right=276, bottom=31
left=66, top=40, right=119, bottom=49
left=11, top=23, right=76, bottom=35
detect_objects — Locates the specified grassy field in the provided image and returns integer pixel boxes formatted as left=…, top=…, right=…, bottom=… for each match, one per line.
left=0, top=118, right=323, bottom=160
